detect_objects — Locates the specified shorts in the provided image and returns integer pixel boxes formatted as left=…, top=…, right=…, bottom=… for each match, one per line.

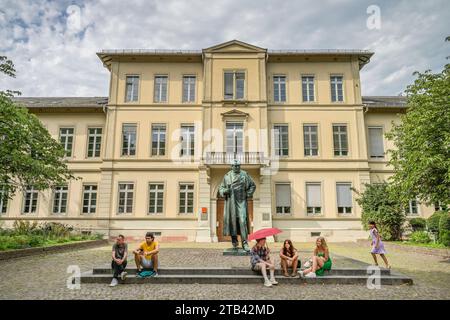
left=141, top=256, right=159, bottom=269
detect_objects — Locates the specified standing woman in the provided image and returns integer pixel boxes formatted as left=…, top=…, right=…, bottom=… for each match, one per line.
left=369, top=221, right=391, bottom=268
left=250, top=238, right=278, bottom=287
left=279, top=239, right=300, bottom=277
left=299, top=237, right=332, bottom=278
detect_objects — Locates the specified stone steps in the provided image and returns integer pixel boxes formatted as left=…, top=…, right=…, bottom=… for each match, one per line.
left=79, top=266, right=413, bottom=285
left=92, top=266, right=392, bottom=276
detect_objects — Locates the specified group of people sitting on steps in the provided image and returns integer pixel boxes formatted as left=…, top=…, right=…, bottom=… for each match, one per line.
left=109, top=220, right=390, bottom=287
left=250, top=236, right=332, bottom=287
left=110, top=232, right=159, bottom=287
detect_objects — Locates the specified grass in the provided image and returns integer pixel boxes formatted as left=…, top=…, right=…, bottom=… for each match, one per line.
left=388, top=241, right=448, bottom=249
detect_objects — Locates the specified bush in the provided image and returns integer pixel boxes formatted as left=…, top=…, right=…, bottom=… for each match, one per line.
left=409, top=218, right=426, bottom=231
left=439, top=212, right=450, bottom=246
left=354, top=183, right=405, bottom=241
left=409, top=231, right=431, bottom=243
left=13, top=220, right=39, bottom=235
left=427, top=211, right=445, bottom=234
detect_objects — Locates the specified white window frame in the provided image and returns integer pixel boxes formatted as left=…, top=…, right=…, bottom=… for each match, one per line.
left=306, top=182, right=322, bottom=215
left=273, top=75, right=286, bottom=102
left=125, top=75, right=139, bottom=102
left=336, top=182, right=353, bottom=215
left=301, top=75, right=315, bottom=102
left=151, top=124, right=166, bottom=156
left=0, top=186, right=8, bottom=214
left=179, top=183, right=194, bottom=214
left=182, top=75, right=196, bottom=103
left=333, top=124, right=348, bottom=156
left=87, top=127, right=102, bottom=158
left=303, top=124, right=319, bottom=156
left=22, top=187, right=38, bottom=214
left=82, top=184, right=97, bottom=215
left=225, top=122, right=244, bottom=154
left=154, top=75, right=168, bottom=103
left=59, top=127, right=74, bottom=157
left=52, top=185, right=68, bottom=215
left=330, top=75, right=344, bottom=102
left=273, top=124, right=289, bottom=157
left=180, top=125, right=195, bottom=157
left=224, top=71, right=245, bottom=100
left=148, top=183, right=164, bottom=215
left=368, top=126, right=385, bottom=159
left=275, top=183, right=291, bottom=215
left=117, top=183, right=134, bottom=214
left=121, top=124, right=137, bottom=156
left=408, top=200, right=420, bottom=216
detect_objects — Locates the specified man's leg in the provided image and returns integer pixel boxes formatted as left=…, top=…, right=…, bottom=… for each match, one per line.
left=231, top=236, right=238, bottom=248
left=238, top=216, right=250, bottom=251
left=134, top=252, right=143, bottom=270
left=111, top=260, right=120, bottom=279
left=151, top=254, right=159, bottom=273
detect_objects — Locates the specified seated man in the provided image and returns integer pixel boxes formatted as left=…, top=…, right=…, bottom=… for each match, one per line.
left=133, top=232, right=159, bottom=276
left=110, top=234, right=128, bottom=287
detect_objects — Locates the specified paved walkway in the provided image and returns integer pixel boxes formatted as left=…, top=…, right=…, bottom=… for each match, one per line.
left=0, top=242, right=448, bottom=300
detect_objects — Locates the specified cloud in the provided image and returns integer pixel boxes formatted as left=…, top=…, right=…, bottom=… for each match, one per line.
left=0, top=0, right=448, bottom=97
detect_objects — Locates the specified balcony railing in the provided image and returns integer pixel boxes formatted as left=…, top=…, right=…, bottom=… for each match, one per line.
left=205, top=152, right=264, bottom=165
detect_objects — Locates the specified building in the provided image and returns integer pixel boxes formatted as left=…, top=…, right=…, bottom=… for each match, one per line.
left=1, top=40, right=437, bottom=242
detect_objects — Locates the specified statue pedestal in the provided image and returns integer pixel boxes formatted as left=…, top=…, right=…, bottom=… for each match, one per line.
left=223, top=248, right=251, bottom=256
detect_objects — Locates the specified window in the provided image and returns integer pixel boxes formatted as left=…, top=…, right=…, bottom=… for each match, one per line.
left=52, top=185, right=68, bottom=214
left=87, top=128, right=102, bottom=158
left=273, top=75, right=286, bottom=102
left=276, top=184, right=291, bottom=214
left=368, top=127, right=384, bottom=159
left=151, top=124, right=166, bottom=156
left=333, top=124, right=348, bottom=156
left=408, top=200, right=419, bottom=216
left=125, top=75, right=139, bottom=102
left=434, top=202, right=447, bottom=212
left=22, top=186, right=38, bottom=214
left=303, top=124, right=318, bottom=156
left=154, top=75, right=168, bottom=102
left=273, top=125, right=289, bottom=156
left=59, top=128, right=74, bottom=157
left=226, top=122, right=244, bottom=154
left=118, top=183, right=134, bottom=214
left=302, top=76, right=315, bottom=102
left=330, top=75, right=343, bottom=102
left=306, top=183, right=321, bottom=215
left=224, top=71, right=245, bottom=100
left=336, top=183, right=352, bottom=214
left=121, top=124, right=137, bottom=156
left=0, top=186, right=8, bottom=214
left=180, top=125, right=195, bottom=157
left=82, top=184, right=97, bottom=214
left=148, top=183, right=164, bottom=214
left=179, top=183, right=194, bottom=214
left=182, top=75, right=196, bottom=102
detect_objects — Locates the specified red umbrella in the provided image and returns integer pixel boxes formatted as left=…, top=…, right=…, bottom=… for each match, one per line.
left=248, top=228, right=282, bottom=241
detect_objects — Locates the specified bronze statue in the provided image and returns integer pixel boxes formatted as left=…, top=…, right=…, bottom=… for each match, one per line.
left=218, top=159, right=256, bottom=252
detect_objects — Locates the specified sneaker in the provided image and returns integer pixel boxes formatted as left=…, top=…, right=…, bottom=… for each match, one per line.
left=305, top=272, right=316, bottom=278
left=264, top=279, right=272, bottom=287
left=151, top=271, right=159, bottom=277
left=120, top=271, right=127, bottom=281
left=270, top=278, right=278, bottom=285
left=291, top=273, right=299, bottom=278
left=298, top=270, right=304, bottom=278
left=109, top=278, right=118, bottom=287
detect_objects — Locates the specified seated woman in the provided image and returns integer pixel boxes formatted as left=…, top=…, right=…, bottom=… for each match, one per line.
left=279, top=239, right=300, bottom=277
left=299, top=236, right=332, bottom=278
left=250, top=238, right=278, bottom=287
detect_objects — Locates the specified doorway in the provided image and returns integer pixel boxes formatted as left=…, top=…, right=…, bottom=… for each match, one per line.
left=216, top=197, right=253, bottom=242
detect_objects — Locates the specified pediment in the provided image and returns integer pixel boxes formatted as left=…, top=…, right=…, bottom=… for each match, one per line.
left=221, top=109, right=249, bottom=118
left=203, top=40, right=267, bottom=53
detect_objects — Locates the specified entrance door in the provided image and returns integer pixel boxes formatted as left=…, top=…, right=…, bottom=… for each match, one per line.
left=216, top=197, right=253, bottom=242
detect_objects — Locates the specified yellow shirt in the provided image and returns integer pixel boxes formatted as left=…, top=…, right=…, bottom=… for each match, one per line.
left=139, top=241, right=158, bottom=259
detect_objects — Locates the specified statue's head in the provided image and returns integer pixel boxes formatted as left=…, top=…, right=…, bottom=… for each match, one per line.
left=231, top=159, right=241, bottom=173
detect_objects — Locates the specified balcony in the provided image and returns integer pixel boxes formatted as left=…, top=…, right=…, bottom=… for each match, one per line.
left=205, top=152, right=265, bottom=165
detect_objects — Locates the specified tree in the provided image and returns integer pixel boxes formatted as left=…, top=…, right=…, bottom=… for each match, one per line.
left=353, top=183, right=405, bottom=241
left=0, top=56, right=75, bottom=198
left=385, top=44, right=450, bottom=207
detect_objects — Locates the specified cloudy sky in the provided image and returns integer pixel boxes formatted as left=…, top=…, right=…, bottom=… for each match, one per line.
left=0, top=0, right=448, bottom=97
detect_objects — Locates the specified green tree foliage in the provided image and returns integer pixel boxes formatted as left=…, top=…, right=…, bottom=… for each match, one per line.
left=438, top=212, right=450, bottom=246
left=409, top=217, right=426, bottom=231
left=0, top=56, right=74, bottom=198
left=385, top=62, right=450, bottom=206
left=353, top=183, right=405, bottom=241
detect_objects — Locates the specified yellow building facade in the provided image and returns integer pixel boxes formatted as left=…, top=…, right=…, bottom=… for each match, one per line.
left=2, top=40, right=436, bottom=242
